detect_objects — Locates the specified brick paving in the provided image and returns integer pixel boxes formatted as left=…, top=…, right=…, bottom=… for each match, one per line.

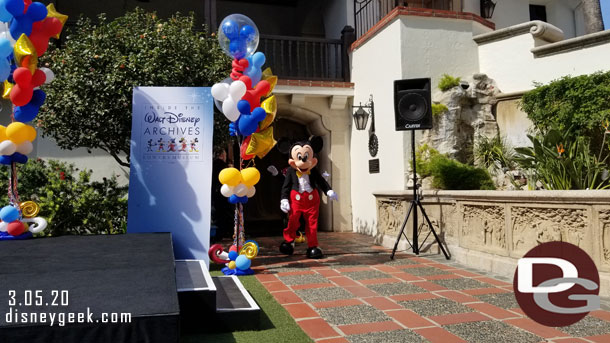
left=252, top=232, right=610, bottom=343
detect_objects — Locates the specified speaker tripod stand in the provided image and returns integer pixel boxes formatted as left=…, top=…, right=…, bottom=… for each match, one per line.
left=390, top=130, right=450, bottom=260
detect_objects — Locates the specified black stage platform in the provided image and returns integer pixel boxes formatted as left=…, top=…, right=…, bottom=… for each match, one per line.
left=0, top=234, right=180, bottom=343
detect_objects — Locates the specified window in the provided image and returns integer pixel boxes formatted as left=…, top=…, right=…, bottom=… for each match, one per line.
left=529, top=4, right=547, bottom=22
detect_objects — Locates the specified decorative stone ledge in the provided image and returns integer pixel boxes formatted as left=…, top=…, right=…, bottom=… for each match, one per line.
left=351, top=7, right=495, bottom=51
left=473, top=20, right=564, bottom=45
left=374, top=189, right=610, bottom=297
left=531, top=29, right=610, bottom=58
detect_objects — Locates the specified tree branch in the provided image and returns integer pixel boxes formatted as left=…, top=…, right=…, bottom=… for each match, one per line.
left=100, top=145, right=130, bottom=168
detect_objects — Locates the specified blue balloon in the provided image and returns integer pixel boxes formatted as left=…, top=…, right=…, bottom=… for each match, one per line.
left=240, top=25, right=256, bottom=41
left=0, top=0, right=22, bottom=23
left=0, top=152, right=29, bottom=165
left=237, top=102, right=267, bottom=137
left=229, top=39, right=247, bottom=60
left=228, top=194, right=240, bottom=204
left=0, top=38, right=12, bottom=82
left=228, top=121, right=240, bottom=136
left=222, top=19, right=239, bottom=40
left=7, top=62, right=16, bottom=84
left=228, top=251, right=238, bottom=261
left=235, top=254, right=251, bottom=270
left=15, top=89, right=46, bottom=122
left=8, top=1, right=47, bottom=39
left=245, top=52, right=265, bottom=86
left=0, top=205, right=19, bottom=222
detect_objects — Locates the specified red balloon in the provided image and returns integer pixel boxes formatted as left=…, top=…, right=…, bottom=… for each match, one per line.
left=239, top=75, right=270, bottom=109
left=208, top=244, right=230, bottom=265
left=230, top=58, right=249, bottom=80
left=10, top=67, right=45, bottom=106
left=7, top=220, right=25, bottom=236
left=30, top=18, right=63, bottom=57
left=240, top=136, right=255, bottom=161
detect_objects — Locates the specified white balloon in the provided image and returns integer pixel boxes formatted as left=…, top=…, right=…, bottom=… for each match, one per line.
left=16, top=141, right=33, bottom=155
left=220, top=184, right=234, bottom=197
left=229, top=81, right=247, bottom=99
left=0, top=140, right=16, bottom=156
left=40, top=67, right=55, bottom=84
left=222, top=98, right=240, bottom=122
left=211, top=83, right=229, bottom=101
left=234, top=183, right=248, bottom=197
left=246, top=186, right=256, bottom=198
left=23, top=217, right=47, bottom=234
left=0, top=221, right=7, bottom=232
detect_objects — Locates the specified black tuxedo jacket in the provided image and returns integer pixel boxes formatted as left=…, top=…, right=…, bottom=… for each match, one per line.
left=281, top=168, right=331, bottom=200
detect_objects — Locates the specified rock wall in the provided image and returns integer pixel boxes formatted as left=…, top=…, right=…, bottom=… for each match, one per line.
left=422, top=73, right=500, bottom=163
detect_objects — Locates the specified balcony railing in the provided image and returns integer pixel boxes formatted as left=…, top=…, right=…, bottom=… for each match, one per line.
left=355, top=0, right=463, bottom=39
left=259, top=34, right=349, bottom=82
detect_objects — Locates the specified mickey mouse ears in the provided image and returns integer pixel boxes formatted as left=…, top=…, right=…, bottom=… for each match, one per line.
left=277, top=136, right=324, bottom=155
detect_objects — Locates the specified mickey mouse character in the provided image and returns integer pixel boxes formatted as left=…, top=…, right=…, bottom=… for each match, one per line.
left=279, top=137, right=338, bottom=259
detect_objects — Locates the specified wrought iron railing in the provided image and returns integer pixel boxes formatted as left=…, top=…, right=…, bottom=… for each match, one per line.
left=355, top=0, right=462, bottom=39
left=258, top=34, right=348, bottom=82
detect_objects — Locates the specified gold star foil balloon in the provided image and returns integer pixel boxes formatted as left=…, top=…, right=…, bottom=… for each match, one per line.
left=261, top=68, right=277, bottom=97
left=2, top=80, right=13, bottom=99
left=246, top=126, right=276, bottom=158
left=259, top=95, right=276, bottom=130
left=46, top=4, right=68, bottom=39
left=14, top=34, right=38, bottom=74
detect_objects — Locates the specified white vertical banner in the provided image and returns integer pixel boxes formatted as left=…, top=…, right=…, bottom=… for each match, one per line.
left=128, top=87, right=213, bottom=264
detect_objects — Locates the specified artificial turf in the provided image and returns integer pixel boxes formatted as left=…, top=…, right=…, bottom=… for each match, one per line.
left=180, top=267, right=313, bottom=343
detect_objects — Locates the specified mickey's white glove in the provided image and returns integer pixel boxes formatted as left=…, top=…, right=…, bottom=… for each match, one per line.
left=327, top=190, right=338, bottom=201
left=267, top=165, right=279, bottom=176
left=280, top=199, right=291, bottom=213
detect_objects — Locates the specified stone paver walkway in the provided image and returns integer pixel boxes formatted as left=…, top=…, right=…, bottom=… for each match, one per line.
left=252, top=232, right=610, bottom=343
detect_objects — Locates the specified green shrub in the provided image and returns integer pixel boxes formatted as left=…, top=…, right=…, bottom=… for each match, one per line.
left=474, top=134, right=516, bottom=173
left=414, top=144, right=495, bottom=190
left=515, top=129, right=610, bottom=190
left=428, top=154, right=496, bottom=190
left=438, top=74, right=461, bottom=92
left=520, top=71, right=610, bottom=146
left=414, top=144, right=441, bottom=178
left=432, top=103, right=449, bottom=116
left=0, top=159, right=128, bottom=236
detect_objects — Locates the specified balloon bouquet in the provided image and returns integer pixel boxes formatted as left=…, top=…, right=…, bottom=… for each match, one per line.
left=0, top=1, right=67, bottom=240
left=209, top=14, right=278, bottom=275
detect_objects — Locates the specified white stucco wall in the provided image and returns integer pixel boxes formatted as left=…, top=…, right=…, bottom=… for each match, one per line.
left=478, top=32, right=610, bottom=94
left=350, top=15, right=492, bottom=236
left=350, top=19, right=405, bottom=236
left=462, top=0, right=581, bottom=38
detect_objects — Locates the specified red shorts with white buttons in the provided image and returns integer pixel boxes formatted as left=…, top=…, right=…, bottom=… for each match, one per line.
left=283, top=189, right=320, bottom=247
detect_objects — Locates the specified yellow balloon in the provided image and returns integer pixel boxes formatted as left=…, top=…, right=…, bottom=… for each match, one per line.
left=6, top=122, right=35, bottom=144
left=24, top=125, right=37, bottom=142
left=240, top=168, right=260, bottom=187
left=14, top=35, right=38, bottom=74
left=247, top=126, right=277, bottom=159
left=239, top=242, right=258, bottom=259
left=218, top=167, right=242, bottom=186
left=259, top=95, right=277, bottom=130
left=228, top=261, right=236, bottom=270
left=261, top=68, right=277, bottom=97
left=0, top=125, right=6, bottom=142
left=46, top=4, right=69, bottom=39
left=20, top=201, right=40, bottom=218
left=3, top=80, right=13, bottom=99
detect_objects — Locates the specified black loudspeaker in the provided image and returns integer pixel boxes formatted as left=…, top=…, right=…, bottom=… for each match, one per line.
left=394, top=78, right=432, bottom=130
